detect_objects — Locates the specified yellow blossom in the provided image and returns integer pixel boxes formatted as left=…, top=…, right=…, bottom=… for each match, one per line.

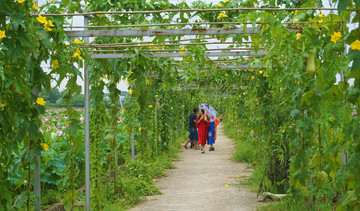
left=155, top=95, right=158, bottom=98
left=180, top=46, right=186, bottom=55
left=48, top=20, right=54, bottom=27
left=65, top=43, right=69, bottom=46
left=32, top=2, right=39, bottom=10
left=17, top=0, right=25, bottom=3
left=225, top=74, right=228, bottom=77
left=217, top=3, right=223, bottom=7
left=72, top=52, right=82, bottom=60
left=40, top=143, right=49, bottom=152
left=243, top=92, right=245, bottom=95
left=330, top=32, right=342, bottom=43
left=171, top=107, right=173, bottom=110
left=224, top=0, right=229, bottom=2
left=138, top=127, right=141, bottom=132
left=102, top=74, right=106, bottom=79
left=350, top=40, right=360, bottom=50
left=36, top=98, right=46, bottom=106
left=129, top=90, right=133, bottom=95
left=318, top=13, right=324, bottom=18
left=225, top=184, right=229, bottom=187
left=74, top=39, right=82, bottom=44
left=85, top=2, right=90, bottom=6
left=259, top=70, right=263, bottom=74
left=37, top=15, right=47, bottom=25
left=0, top=30, right=6, bottom=39
left=251, top=76, right=255, bottom=80
left=44, top=26, right=52, bottom=32
left=52, top=60, right=58, bottom=69
left=0, top=103, right=5, bottom=111
left=294, top=18, right=298, bottom=22
left=318, top=19, right=323, bottom=24
left=295, top=33, right=301, bottom=40
left=125, top=81, right=128, bottom=85
left=148, top=105, right=153, bottom=108
left=239, top=95, right=241, bottom=98
left=266, top=75, right=269, bottom=77
left=217, top=13, right=228, bottom=19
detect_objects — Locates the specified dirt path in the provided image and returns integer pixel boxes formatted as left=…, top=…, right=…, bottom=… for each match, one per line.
left=131, top=125, right=260, bottom=211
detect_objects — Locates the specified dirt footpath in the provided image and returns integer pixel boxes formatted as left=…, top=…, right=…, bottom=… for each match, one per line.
left=131, top=125, right=260, bottom=211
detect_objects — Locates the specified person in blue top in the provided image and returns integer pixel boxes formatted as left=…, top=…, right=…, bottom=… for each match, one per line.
left=184, top=107, right=199, bottom=149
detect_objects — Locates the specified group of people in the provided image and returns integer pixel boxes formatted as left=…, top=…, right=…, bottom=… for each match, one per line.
left=184, top=107, right=222, bottom=154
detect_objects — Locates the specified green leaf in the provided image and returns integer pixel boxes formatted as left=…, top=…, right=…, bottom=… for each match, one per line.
left=338, top=0, right=351, bottom=15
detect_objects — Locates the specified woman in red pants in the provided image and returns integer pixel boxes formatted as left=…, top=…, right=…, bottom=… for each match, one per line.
left=196, top=109, right=210, bottom=154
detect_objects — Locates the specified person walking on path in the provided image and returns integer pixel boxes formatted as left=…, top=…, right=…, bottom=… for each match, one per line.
left=214, top=113, right=223, bottom=141
left=196, top=109, right=210, bottom=154
left=184, top=107, right=199, bottom=149
left=207, top=121, right=216, bottom=151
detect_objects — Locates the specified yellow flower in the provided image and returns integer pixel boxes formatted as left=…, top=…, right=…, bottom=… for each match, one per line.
left=180, top=46, right=186, bottom=55
left=102, top=74, right=106, bottom=79
left=37, top=15, right=47, bottom=25
left=297, top=81, right=300, bottom=85
left=243, top=92, right=245, bottom=95
left=225, top=74, right=228, bottom=77
left=48, top=20, right=54, bottom=27
left=217, top=13, right=228, bottom=19
left=155, top=95, right=158, bottom=98
left=36, top=98, right=46, bottom=106
left=295, top=33, right=301, bottom=40
left=17, top=0, right=25, bottom=3
left=224, top=0, right=229, bottom=2
left=259, top=70, right=263, bottom=74
left=65, top=43, right=69, bottom=46
left=85, top=2, right=90, bottom=6
left=32, top=2, right=39, bottom=10
left=129, top=90, right=133, bottom=95
left=251, top=76, right=255, bottom=80
left=0, top=30, right=6, bottom=39
left=40, top=143, right=49, bottom=152
left=217, top=3, right=223, bottom=7
left=239, top=95, right=241, bottom=98
left=44, top=26, right=52, bottom=32
left=225, top=184, right=229, bottom=187
left=318, top=19, right=323, bottom=24
left=318, top=13, right=324, bottom=18
left=171, top=107, right=173, bottom=110
left=72, top=52, right=82, bottom=60
left=0, top=103, right=5, bottom=111
left=148, top=105, right=153, bottom=108
left=125, top=81, right=128, bottom=85
left=350, top=40, right=360, bottom=50
left=294, top=18, right=298, bottom=22
left=330, top=32, right=342, bottom=43
left=74, top=39, right=82, bottom=44
left=52, top=60, right=58, bottom=69
left=138, top=127, right=141, bottom=132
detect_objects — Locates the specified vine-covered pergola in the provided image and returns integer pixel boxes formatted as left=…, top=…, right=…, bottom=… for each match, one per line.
left=1, top=0, right=360, bottom=210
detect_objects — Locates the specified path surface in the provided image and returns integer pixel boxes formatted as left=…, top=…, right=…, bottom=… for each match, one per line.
left=131, top=125, right=260, bottom=211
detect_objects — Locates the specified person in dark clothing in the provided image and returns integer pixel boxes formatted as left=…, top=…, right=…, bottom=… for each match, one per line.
left=184, top=107, right=199, bottom=149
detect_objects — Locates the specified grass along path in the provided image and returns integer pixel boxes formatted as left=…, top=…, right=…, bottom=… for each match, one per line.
left=131, top=124, right=260, bottom=211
